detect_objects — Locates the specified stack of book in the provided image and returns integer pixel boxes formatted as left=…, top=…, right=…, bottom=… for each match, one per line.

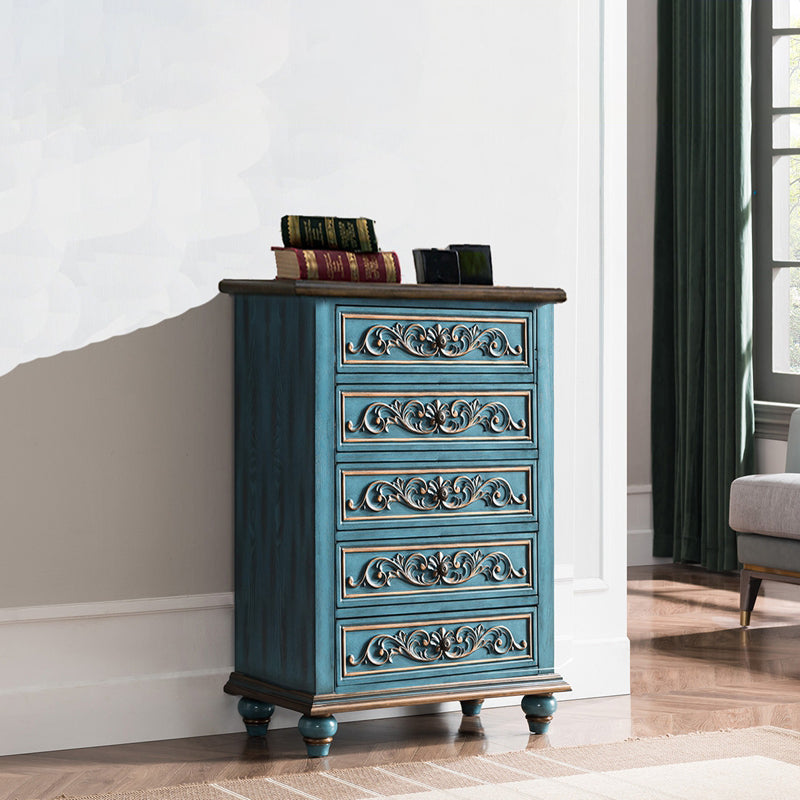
left=272, top=215, right=401, bottom=283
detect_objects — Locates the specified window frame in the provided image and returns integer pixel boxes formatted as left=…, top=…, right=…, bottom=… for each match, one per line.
left=752, top=0, right=800, bottom=408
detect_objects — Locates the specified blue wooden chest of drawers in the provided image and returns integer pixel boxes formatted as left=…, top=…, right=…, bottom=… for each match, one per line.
left=219, top=279, right=569, bottom=756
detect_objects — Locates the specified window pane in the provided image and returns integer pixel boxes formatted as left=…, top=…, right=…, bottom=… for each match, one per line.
left=772, top=267, right=800, bottom=374
left=773, top=112, right=800, bottom=147
left=771, top=155, right=800, bottom=259
left=774, top=0, right=800, bottom=27
left=772, top=35, right=800, bottom=107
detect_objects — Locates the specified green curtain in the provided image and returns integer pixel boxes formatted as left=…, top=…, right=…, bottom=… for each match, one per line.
left=652, top=0, right=755, bottom=571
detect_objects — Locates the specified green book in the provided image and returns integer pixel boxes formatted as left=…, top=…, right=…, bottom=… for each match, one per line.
left=281, top=216, right=379, bottom=254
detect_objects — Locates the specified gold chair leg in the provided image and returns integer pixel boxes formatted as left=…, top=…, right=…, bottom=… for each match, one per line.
left=740, top=610, right=751, bottom=628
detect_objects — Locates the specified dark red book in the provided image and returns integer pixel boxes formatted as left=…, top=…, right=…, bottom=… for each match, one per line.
left=272, top=247, right=401, bottom=283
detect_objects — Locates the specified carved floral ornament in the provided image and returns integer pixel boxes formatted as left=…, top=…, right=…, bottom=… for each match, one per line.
left=346, top=474, right=527, bottom=514
left=347, top=548, right=527, bottom=590
left=346, top=397, right=526, bottom=437
left=347, top=623, right=527, bottom=668
left=347, top=321, right=523, bottom=360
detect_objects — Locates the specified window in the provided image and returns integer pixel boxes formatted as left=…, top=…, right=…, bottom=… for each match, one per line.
left=753, top=0, right=800, bottom=406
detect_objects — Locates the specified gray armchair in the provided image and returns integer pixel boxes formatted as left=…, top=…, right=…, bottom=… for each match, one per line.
left=729, top=408, right=800, bottom=626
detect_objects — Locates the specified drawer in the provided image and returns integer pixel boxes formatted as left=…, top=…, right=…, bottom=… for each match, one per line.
left=337, top=386, right=536, bottom=453
left=337, top=610, right=537, bottom=689
left=338, top=463, right=536, bottom=529
left=338, top=537, right=536, bottom=608
left=337, top=307, right=534, bottom=375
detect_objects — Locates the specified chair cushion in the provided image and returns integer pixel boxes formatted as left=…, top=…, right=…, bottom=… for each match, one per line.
left=729, top=473, right=800, bottom=540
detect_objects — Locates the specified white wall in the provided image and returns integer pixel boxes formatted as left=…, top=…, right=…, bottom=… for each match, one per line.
left=0, top=0, right=628, bottom=754
left=626, top=0, right=664, bottom=567
left=1, top=0, right=582, bottom=379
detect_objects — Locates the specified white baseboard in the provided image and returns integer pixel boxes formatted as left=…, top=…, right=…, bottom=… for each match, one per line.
left=0, top=587, right=630, bottom=755
left=2, top=668, right=243, bottom=757
left=555, top=634, right=630, bottom=700
left=627, top=484, right=671, bottom=567
left=0, top=593, right=239, bottom=756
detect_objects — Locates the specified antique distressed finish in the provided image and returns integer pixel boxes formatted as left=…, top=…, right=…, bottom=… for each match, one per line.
left=346, top=319, right=523, bottom=360
left=339, top=309, right=533, bottom=371
left=345, top=547, right=528, bottom=590
left=345, top=622, right=529, bottom=668
left=218, top=279, right=568, bottom=757
left=338, top=539, right=535, bottom=605
left=340, top=465, right=535, bottom=524
left=346, top=473, right=528, bottom=514
left=345, top=396, right=526, bottom=437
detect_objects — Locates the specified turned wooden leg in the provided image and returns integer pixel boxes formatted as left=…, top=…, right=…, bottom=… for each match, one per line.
left=521, top=693, right=557, bottom=735
left=460, top=699, right=484, bottom=717
left=298, top=714, right=338, bottom=757
left=740, top=569, right=762, bottom=627
left=237, top=697, right=275, bottom=737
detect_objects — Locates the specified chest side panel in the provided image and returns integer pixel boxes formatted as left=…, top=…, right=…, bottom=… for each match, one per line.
left=534, top=303, right=555, bottom=672
left=234, top=294, right=321, bottom=693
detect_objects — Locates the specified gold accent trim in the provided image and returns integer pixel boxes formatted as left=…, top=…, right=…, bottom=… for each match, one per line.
left=382, top=252, right=397, bottom=281
left=343, top=390, right=533, bottom=397
left=340, top=539, right=534, bottom=599
left=342, top=539, right=531, bottom=554
left=343, top=581, right=534, bottom=601
left=525, top=713, right=554, bottom=723
left=344, top=312, right=526, bottom=322
left=743, top=563, right=800, bottom=579
left=325, top=217, right=336, bottom=246
left=356, top=218, right=371, bottom=251
left=342, top=612, right=528, bottom=634
left=340, top=465, right=534, bottom=524
left=303, top=736, right=334, bottom=745
left=346, top=252, right=359, bottom=281
left=304, top=250, right=319, bottom=280
left=288, top=216, right=301, bottom=246
left=339, top=311, right=530, bottom=368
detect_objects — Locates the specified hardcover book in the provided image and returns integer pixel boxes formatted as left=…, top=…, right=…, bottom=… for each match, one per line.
left=448, top=244, right=493, bottom=285
left=412, top=248, right=460, bottom=284
left=272, top=247, right=401, bottom=283
left=281, top=216, right=379, bottom=254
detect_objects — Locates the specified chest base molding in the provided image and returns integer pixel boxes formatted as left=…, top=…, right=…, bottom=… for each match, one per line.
left=224, top=670, right=570, bottom=716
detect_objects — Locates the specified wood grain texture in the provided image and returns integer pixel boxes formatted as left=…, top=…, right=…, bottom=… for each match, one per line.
left=5, top=565, right=800, bottom=800
left=219, top=279, right=567, bottom=304
left=232, top=295, right=320, bottom=692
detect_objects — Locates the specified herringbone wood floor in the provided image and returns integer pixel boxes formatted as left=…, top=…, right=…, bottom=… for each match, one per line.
left=3, top=564, right=800, bottom=800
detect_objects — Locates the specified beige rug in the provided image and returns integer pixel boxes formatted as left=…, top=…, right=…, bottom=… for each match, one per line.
left=66, top=726, right=800, bottom=800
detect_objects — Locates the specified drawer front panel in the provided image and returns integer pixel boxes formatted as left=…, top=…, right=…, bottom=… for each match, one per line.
left=339, top=611, right=537, bottom=686
left=338, top=388, right=536, bottom=451
left=338, top=308, right=534, bottom=372
left=339, top=538, right=536, bottom=605
left=339, top=464, right=536, bottom=527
